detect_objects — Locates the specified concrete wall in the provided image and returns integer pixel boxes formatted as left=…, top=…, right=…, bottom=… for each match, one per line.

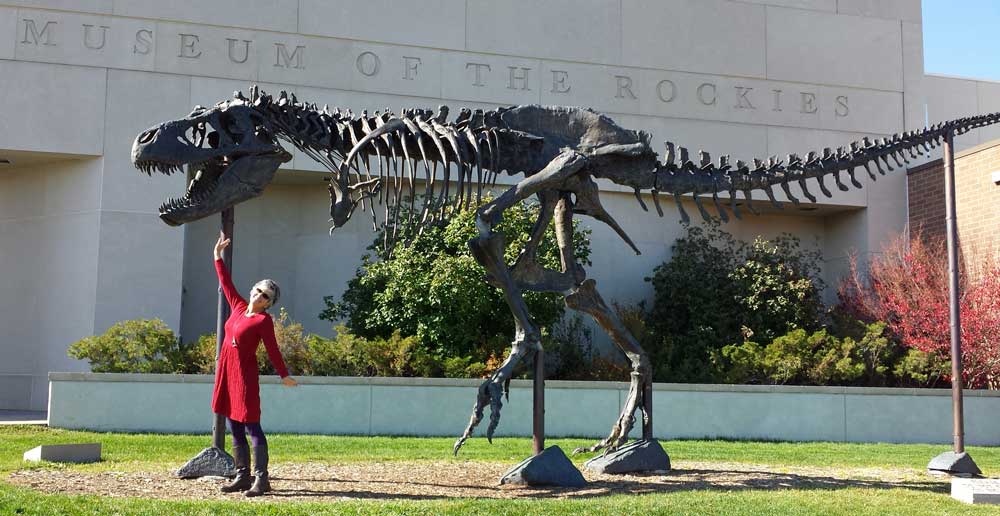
left=48, top=372, right=1000, bottom=445
left=0, top=1, right=988, bottom=410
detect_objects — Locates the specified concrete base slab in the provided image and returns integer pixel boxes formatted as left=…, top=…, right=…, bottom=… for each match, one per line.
left=928, top=451, right=982, bottom=476
left=175, top=447, right=235, bottom=479
left=584, top=439, right=671, bottom=474
left=953, top=478, right=1000, bottom=504
left=23, top=443, right=101, bottom=463
left=499, top=445, right=586, bottom=487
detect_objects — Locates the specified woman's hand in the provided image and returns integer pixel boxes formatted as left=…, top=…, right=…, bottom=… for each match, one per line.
left=282, top=376, right=298, bottom=387
left=214, top=231, right=231, bottom=260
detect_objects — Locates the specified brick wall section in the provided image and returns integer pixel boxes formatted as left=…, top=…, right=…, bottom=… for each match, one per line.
left=907, top=140, right=1000, bottom=273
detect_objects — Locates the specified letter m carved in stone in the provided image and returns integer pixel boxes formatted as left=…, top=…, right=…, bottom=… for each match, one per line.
left=275, top=43, right=305, bottom=69
left=22, top=19, right=56, bottom=46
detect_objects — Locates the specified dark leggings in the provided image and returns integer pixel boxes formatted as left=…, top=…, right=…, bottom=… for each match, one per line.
left=228, top=419, right=267, bottom=448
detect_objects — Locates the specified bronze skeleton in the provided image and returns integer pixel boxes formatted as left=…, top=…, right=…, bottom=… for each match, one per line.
left=131, top=86, right=1000, bottom=456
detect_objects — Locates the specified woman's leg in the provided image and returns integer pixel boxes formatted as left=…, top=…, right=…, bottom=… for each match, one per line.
left=245, top=422, right=272, bottom=497
left=228, top=419, right=248, bottom=449
left=221, top=419, right=252, bottom=492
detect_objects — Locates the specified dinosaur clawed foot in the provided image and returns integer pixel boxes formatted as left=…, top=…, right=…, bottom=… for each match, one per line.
left=453, top=379, right=505, bottom=455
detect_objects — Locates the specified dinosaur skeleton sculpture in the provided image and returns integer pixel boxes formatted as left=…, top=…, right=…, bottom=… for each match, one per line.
left=132, top=86, right=1000, bottom=456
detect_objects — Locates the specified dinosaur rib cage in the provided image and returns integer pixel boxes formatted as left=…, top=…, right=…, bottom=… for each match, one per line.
left=240, top=87, right=1000, bottom=250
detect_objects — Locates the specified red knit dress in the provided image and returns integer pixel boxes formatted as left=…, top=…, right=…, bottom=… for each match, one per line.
left=211, top=259, right=289, bottom=423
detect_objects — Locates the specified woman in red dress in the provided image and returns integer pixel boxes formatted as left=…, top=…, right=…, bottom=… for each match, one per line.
left=212, top=231, right=298, bottom=497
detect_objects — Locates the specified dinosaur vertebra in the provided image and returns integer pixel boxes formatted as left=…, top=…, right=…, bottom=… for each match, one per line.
left=133, top=86, right=1000, bottom=458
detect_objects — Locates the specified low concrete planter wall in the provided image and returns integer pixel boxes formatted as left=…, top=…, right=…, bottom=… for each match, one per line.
left=48, top=373, right=1000, bottom=445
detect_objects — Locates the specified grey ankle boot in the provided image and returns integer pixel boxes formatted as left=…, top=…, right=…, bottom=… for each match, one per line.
left=245, top=444, right=271, bottom=497
left=220, top=444, right=252, bottom=493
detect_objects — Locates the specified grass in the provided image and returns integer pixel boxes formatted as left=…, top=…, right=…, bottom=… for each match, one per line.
left=2, top=425, right=999, bottom=515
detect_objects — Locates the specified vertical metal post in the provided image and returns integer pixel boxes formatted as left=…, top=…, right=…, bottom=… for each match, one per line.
left=532, top=348, right=544, bottom=455
left=642, top=380, right=653, bottom=440
left=211, top=208, right=235, bottom=450
left=943, top=131, right=966, bottom=453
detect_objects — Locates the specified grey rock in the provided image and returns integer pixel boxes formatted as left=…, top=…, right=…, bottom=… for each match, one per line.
left=23, top=443, right=101, bottom=464
left=928, top=451, right=982, bottom=476
left=500, top=445, right=586, bottom=487
left=584, top=439, right=670, bottom=474
left=176, top=447, right=235, bottom=479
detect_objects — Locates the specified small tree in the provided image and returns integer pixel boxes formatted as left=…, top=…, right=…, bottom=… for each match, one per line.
left=321, top=199, right=592, bottom=363
left=839, top=233, right=1000, bottom=389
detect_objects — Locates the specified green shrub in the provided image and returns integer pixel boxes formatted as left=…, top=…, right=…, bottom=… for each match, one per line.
left=321, top=198, right=592, bottom=364
left=731, top=236, right=825, bottom=343
left=894, top=348, right=950, bottom=387
left=645, top=221, right=825, bottom=383
left=68, top=319, right=195, bottom=374
left=712, top=322, right=896, bottom=386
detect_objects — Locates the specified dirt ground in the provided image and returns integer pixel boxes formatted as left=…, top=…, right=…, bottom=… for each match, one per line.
left=6, top=460, right=948, bottom=502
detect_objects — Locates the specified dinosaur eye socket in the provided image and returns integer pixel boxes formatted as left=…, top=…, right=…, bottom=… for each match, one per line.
left=219, top=112, right=245, bottom=142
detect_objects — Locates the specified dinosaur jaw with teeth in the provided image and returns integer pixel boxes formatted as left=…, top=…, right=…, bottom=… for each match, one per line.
left=134, top=151, right=288, bottom=226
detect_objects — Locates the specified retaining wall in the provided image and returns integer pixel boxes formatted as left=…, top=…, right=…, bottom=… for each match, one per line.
left=47, top=373, right=1000, bottom=445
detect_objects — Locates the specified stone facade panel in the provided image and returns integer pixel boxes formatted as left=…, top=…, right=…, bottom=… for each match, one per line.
left=978, top=81, right=1000, bottom=144
left=0, top=0, right=112, bottom=15
left=467, top=0, right=621, bottom=65
left=901, top=22, right=925, bottom=132
left=622, top=0, right=766, bottom=78
left=101, top=70, right=190, bottom=213
left=14, top=9, right=155, bottom=70
left=113, top=0, right=298, bottom=33
left=0, top=6, right=15, bottom=59
left=440, top=51, right=541, bottom=105
left=735, top=0, right=835, bottom=12
left=837, top=0, right=921, bottom=23
left=766, top=7, right=903, bottom=91
left=0, top=60, right=105, bottom=155
left=348, top=42, right=442, bottom=100
left=255, top=31, right=353, bottom=90
left=153, top=21, right=258, bottom=81
left=925, top=75, right=982, bottom=150
left=298, top=0, right=465, bottom=51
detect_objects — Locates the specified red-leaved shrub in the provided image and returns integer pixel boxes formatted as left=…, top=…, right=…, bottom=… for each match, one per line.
left=838, top=232, right=1000, bottom=389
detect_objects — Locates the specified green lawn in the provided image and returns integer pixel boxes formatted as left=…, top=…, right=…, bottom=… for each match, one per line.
left=2, top=425, right=999, bottom=515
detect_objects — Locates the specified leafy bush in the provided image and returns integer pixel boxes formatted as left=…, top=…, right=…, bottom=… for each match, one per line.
left=321, top=198, right=592, bottom=365
left=711, top=322, right=893, bottom=386
left=839, top=232, right=1000, bottom=388
left=645, top=222, right=825, bottom=383
left=68, top=319, right=196, bottom=374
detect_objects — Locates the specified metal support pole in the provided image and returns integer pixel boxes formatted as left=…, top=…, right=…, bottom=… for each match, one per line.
left=642, top=380, right=653, bottom=440
left=928, top=130, right=980, bottom=475
left=532, top=348, right=544, bottom=455
left=943, top=131, right=966, bottom=454
left=211, top=208, right=235, bottom=450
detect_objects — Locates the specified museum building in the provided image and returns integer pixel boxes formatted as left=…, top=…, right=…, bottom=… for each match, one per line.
left=1, top=0, right=998, bottom=411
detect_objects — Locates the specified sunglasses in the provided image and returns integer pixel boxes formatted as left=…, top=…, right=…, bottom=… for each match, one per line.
left=253, top=287, right=271, bottom=301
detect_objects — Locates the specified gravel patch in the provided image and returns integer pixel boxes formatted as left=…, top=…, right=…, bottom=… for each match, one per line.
left=6, top=460, right=947, bottom=502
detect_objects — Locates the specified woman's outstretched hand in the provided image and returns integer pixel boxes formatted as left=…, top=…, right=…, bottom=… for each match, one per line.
left=214, top=231, right=231, bottom=260
left=282, top=376, right=298, bottom=387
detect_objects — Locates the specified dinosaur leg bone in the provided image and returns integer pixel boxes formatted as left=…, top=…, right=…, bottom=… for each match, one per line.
left=565, top=279, right=653, bottom=456
left=507, top=191, right=583, bottom=293
left=476, top=150, right=587, bottom=229
left=454, top=152, right=589, bottom=455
